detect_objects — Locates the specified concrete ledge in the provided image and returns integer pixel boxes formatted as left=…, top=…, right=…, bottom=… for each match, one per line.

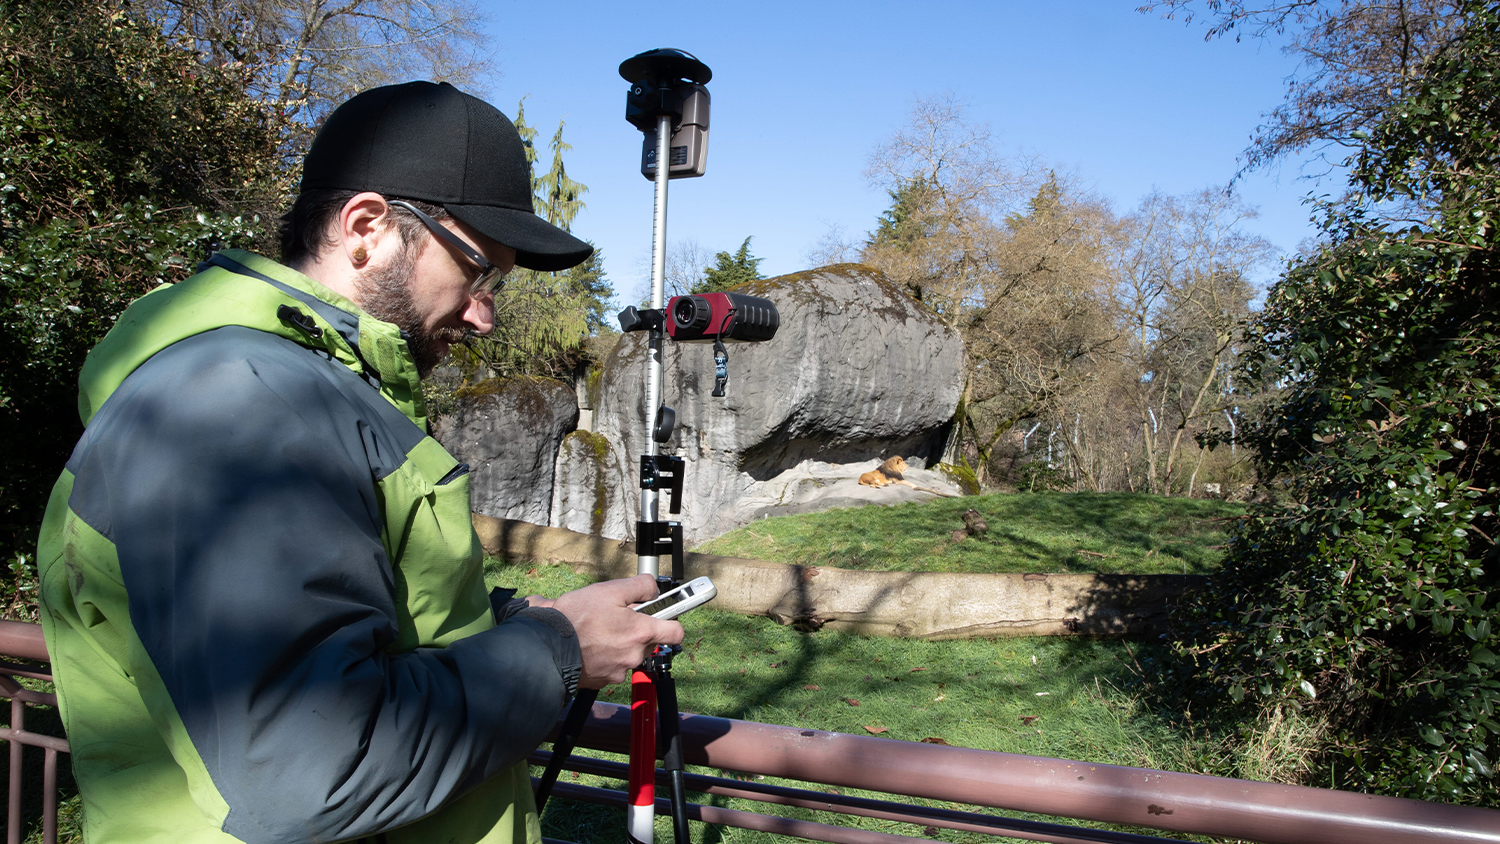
left=473, top=515, right=1208, bottom=640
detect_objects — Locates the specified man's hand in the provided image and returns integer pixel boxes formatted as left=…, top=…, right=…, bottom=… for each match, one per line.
left=548, top=574, right=685, bottom=689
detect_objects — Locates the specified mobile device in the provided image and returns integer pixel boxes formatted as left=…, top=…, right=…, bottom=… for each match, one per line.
left=634, top=576, right=716, bottom=620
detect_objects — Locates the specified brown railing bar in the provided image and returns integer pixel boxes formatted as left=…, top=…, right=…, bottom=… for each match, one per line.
left=546, top=778, right=953, bottom=844
left=0, top=663, right=57, bottom=686
left=534, top=750, right=1194, bottom=844
left=0, top=686, right=59, bottom=710
left=0, top=622, right=49, bottom=663
left=3, top=689, right=58, bottom=710
left=564, top=702, right=1500, bottom=844
left=1, top=726, right=68, bottom=755
left=0, top=626, right=67, bottom=844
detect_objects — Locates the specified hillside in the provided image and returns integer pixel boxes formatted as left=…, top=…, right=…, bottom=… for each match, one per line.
left=692, top=491, right=1243, bottom=576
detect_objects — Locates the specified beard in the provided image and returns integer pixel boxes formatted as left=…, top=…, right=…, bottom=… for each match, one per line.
left=353, top=247, right=469, bottom=379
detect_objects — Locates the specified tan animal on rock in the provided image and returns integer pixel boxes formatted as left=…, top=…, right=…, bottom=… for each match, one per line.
left=858, top=456, right=909, bottom=488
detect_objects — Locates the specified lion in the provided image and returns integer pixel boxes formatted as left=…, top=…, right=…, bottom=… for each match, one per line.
left=858, top=456, right=908, bottom=488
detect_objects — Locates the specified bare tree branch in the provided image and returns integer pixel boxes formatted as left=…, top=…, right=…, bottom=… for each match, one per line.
left=1139, top=0, right=1466, bottom=173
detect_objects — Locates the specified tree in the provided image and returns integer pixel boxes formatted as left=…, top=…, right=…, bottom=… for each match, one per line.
left=537, top=122, right=586, bottom=230
left=1163, top=0, right=1500, bottom=805
left=664, top=238, right=715, bottom=297
left=861, top=95, right=1035, bottom=318
left=454, top=105, right=615, bottom=381
left=138, top=0, right=491, bottom=148
left=861, top=105, right=1120, bottom=486
left=958, top=175, right=1121, bottom=486
left=0, top=0, right=281, bottom=614
left=1115, top=189, right=1271, bottom=495
left=1141, top=0, right=1467, bottom=174
left=694, top=237, right=764, bottom=293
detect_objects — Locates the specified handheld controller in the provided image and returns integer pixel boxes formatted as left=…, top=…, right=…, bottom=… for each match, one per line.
left=634, top=576, right=716, bottom=620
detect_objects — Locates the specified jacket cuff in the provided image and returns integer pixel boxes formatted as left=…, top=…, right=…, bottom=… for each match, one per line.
left=515, top=606, right=582, bottom=700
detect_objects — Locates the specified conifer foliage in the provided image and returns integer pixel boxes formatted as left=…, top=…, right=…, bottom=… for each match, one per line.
left=453, top=103, right=614, bottom=380
left=693, top=237, right=764, bottom=294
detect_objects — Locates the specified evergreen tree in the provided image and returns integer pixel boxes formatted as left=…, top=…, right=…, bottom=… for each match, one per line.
left=537, top=123, right=586, bottom=230
left=454, top=108, right=613, bottom=381
left=868, top=177, right=936, bottom=252
left=693, top=237, right=763, bottom=294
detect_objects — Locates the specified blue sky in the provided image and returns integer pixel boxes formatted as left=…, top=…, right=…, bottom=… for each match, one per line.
left=476, top=1, right=1334, bottom=302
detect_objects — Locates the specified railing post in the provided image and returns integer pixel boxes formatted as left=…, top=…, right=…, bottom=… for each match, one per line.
left=9, top=696, right=23, bottom=844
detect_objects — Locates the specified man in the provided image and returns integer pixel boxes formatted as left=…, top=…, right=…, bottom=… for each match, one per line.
left=36, top=81, right=681, bottom=843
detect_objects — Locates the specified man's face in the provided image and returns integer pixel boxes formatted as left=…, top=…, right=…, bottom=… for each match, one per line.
left=355, top=212, right=515, bottom=378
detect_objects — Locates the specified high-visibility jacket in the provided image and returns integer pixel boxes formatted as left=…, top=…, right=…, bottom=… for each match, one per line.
left=37, top=250, right=580, bottom=844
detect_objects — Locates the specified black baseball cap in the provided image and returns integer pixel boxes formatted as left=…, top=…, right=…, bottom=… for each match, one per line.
left=300, top=81, right=593, bottom=272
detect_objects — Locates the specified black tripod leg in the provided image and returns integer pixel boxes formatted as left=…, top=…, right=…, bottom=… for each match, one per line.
left=534, top=688, right=599, bottom=814
left=654, top=671, right=690, bottom=844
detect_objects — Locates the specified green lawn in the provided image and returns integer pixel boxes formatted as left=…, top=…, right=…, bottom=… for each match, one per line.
left=492, top=560, right=1195, bottom=764
left=693, top=491, right=1243, bottom=575
left=486, top=558, right=1241, bottom=844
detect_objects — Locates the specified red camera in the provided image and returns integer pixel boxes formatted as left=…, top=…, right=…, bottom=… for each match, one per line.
left=665, top=292, right=779, bottom=343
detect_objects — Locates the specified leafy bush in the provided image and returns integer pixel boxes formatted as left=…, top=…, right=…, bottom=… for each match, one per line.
left=0, top=1, right=283, bottom=615
left=1167, top=1, right=1500, bottom=805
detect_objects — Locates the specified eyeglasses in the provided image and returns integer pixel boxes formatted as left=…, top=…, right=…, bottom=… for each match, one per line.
left=387, top=200, right=508, bottom=296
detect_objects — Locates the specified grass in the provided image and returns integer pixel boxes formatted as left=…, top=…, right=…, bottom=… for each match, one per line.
left=487, top=560, right=1249, bottom=844
left=693, top=491, right=1243, bottom=575
left=494, top=565, right=1184, bottom=761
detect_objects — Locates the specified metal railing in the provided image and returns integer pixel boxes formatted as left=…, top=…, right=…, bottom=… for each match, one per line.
left=532, top=701, right=1500, bottom=844
left=3, top=620, right=1498, bottom=844
left=0, top=621, right=68, bottom=844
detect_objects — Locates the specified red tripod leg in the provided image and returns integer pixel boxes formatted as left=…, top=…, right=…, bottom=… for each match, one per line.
left=627, top=669, right=657, bottom=843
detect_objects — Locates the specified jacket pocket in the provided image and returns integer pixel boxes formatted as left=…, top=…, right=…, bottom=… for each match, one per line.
left=378, top=437, right=491, bottom=651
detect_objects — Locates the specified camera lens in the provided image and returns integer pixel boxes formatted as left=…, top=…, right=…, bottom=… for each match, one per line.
left=672, top=295, right=713, bottom=334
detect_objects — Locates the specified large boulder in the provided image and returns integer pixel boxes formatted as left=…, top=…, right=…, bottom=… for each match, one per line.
left=550, top=429, right=632, bottom=538
left=572, top=264, right=966, bottom=545
left=433, top=377, right=578, bottom=523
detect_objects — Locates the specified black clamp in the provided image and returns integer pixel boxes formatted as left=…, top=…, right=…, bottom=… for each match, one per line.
left=618, top=306, right=665, bottom=333
left=635, top=520, right=684, bottom=582
left=640, top=455, right=685, bottom=514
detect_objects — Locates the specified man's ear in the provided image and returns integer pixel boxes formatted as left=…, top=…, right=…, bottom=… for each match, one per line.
left=337, top=192, right=395, bottom=267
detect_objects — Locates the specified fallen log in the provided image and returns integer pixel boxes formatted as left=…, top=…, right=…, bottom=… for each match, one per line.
left=472, top=516, right=1208, bottom=640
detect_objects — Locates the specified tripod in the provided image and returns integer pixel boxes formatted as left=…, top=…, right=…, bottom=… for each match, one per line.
left=533, top=48, right=711, bottom=844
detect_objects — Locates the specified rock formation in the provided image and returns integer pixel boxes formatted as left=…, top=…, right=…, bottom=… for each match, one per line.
left=563, top=264, right=967, bottom=544
left=433, top=377, right=578, bottom=524
left=550, top=429, right=632, bottom=539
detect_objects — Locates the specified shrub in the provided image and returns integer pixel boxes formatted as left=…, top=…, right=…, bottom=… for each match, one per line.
left=1167, top=0, right=1500, bottom=805
left=0, top=1, right=283, bottom=615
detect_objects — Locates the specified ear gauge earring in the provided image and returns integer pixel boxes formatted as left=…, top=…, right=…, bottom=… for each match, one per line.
left=352, top=246, right=368, bottom=264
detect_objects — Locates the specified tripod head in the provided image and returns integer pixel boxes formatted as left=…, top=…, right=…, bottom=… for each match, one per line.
left=620, top=48, right=712, bottom=180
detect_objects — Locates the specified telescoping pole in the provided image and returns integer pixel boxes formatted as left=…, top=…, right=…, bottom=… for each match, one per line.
left=637, top=112, right=672, bottom=580
left=627, top=114, right=673, bottom=844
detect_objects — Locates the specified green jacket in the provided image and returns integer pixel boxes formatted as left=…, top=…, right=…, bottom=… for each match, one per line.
left=37, top=250, right=580, bottom=843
